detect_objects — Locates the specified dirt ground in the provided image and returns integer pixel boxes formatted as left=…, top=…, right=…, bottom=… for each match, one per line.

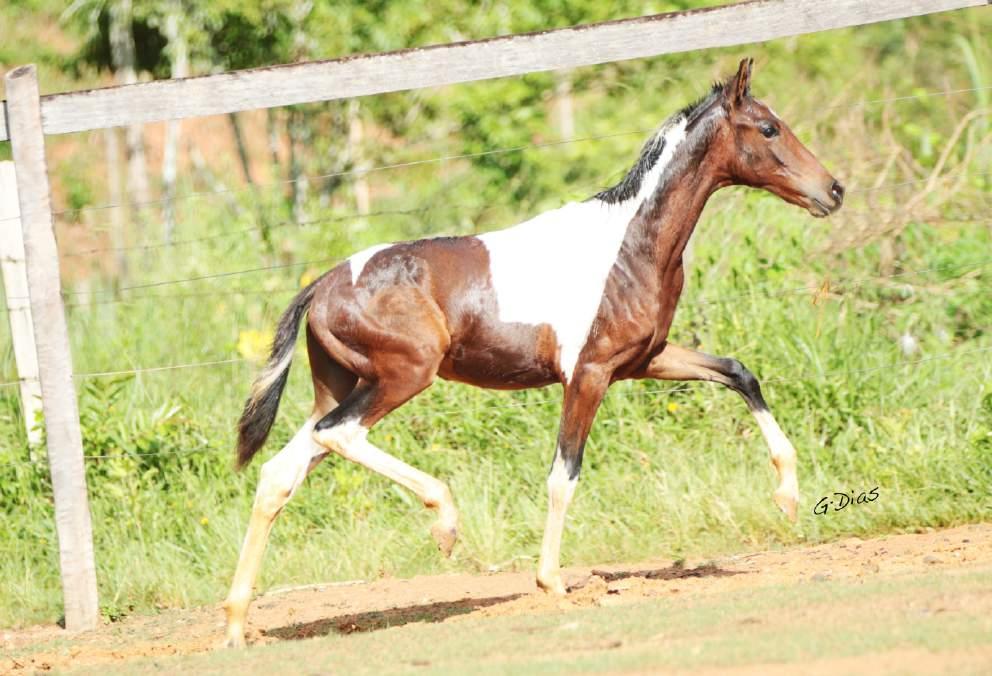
left=3, top=523, right=991, bottom=674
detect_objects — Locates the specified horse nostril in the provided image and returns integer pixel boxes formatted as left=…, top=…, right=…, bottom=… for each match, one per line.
left=831, top=180, right=845, bottom=204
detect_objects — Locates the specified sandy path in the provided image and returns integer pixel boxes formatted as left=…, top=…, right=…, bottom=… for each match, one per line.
left=3, top=523, right=990, bottom=673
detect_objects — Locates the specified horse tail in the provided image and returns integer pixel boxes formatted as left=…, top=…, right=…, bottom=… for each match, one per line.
left=235, top=278, right=321, bottom=470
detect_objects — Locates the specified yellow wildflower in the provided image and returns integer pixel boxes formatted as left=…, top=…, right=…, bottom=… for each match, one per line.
left=666, top=402, right=679, bottom=414
left=237, top=328, right=273, bottom=363
left=299, top=268, right=320, bottom=288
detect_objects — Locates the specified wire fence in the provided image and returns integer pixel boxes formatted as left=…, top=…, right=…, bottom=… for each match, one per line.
left=1, top=219, right=990, bottom=392
left=1, top=236, right=989, bottom=333
left=54, top=165, right=990, bottom=262
left=4, top=344, right=990, bottom=463
left=1, top=81, right=990, bottom=462
left=1, top=247, right=988, bottom=394
left=2, top=82, right=990, bottom=230
left=58, top=208, right=434, bottom=259
left=1, top=168, right=986, bottom=311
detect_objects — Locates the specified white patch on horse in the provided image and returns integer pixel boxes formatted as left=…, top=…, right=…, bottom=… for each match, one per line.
left=348, top=244, right=392, bottom=285
left=480, top=117, right=688, bottom=381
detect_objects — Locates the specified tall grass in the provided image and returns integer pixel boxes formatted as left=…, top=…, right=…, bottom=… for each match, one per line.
left=2, top=14, right=991, bottom=628
left=3, top=188, right=988, bottom=627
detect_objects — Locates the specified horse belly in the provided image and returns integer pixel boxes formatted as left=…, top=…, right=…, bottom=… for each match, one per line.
left=438, top=321, right=560, bottom=390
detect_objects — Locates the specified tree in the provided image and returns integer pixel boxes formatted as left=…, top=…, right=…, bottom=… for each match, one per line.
left=158, top=0, right=188, bottom=242
left=108, top=0, right=152, bottom=212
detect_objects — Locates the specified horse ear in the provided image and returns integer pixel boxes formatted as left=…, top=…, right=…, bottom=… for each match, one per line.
left=727, top=57, right=753, bottom=107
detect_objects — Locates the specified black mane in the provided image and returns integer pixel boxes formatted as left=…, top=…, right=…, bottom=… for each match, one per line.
left=593, top=81, right=725, bottom=205
left=678, top=80, right=726, bottom=121
left=592, top=131, right=669, bottom=205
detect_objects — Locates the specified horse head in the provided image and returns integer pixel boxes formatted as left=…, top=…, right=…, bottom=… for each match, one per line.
left=718, top=58, right=844, bottom=218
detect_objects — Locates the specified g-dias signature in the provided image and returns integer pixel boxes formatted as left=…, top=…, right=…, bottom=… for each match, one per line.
left=813, top=487, right=879, bottom=516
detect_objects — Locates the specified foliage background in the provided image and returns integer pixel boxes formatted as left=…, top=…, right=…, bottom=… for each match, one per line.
left=0, top=0, right=990, bottom=627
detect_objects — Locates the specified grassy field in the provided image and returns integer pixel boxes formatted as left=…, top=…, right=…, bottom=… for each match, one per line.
left=1, top=5, right=991, bottom=630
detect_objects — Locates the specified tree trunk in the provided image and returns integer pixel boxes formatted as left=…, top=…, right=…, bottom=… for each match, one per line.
left=266, top=109, right=281, bottom=173
left=228, top=112, right=272, bottom=244
left=288, top=108, right=309, bottom=224
left=109, top=0, right=151, bottom=228
left=553, top=70, right=575, bottom=140
left=187, top=138, right=244, bottom=218
left=229, top=112, right=255, bottom=186
left=347, top=99, right=371, bottom=215
left=287, top=0, right=313, bottom=224
left=103, top=128, right=127, bottom=283
left=161, top=0, right=188, bottom=243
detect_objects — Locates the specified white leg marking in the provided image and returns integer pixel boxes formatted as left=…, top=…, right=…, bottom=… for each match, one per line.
left=224, top=417, right=323, bottom=648
left=752, top=409, right=799, bottom=520
left=253, top=418, right=326, bottom=517
left=480, top=118, right=688, bottom=381
left=536, top=450, right=577, bottom=595
left=313, top=420, right=458, bottom=554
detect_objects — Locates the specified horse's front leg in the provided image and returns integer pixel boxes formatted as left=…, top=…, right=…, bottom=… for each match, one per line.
left=637, top=343, right=799, bottom=521
left=536, top=364, right=612, bottom=595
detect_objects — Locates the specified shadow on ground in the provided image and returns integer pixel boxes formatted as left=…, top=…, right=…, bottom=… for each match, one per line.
left=589, top=561, right=745, bottom=583
left=264, top=594, right=525, bottom=640
left=265, top=563, right=746, bottom=640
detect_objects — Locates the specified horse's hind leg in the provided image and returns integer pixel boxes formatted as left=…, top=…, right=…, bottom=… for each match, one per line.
left=224, top=334, right=356, bottom=648
left=312, top=373, right=459, bottom=558
left=636, top=343, right=799, bottom=521
left=224, top=417, right=323, bottom=648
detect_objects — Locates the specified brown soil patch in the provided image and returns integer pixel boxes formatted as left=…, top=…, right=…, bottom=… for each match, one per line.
left=3, top=523, right=991, bottom=674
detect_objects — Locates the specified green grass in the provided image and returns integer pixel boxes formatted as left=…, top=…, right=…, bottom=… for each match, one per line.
left=2, top=190, right=989, bottom=628
left=1, top=5, right=992, bottom=630
left=63, top=568, right=992, bottom=674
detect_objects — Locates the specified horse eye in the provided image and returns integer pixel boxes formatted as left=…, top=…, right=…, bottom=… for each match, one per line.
left=760, top=122, right=779, bottom=138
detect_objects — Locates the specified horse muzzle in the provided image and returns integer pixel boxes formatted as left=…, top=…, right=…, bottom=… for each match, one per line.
left=807, top=179, right=844, bottom=218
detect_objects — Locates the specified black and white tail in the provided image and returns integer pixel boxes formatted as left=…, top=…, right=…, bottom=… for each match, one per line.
left=235, top=279, right=320, bottom=469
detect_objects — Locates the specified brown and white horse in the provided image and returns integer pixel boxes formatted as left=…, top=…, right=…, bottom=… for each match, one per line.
left=223, top=58, right=843, bottom=647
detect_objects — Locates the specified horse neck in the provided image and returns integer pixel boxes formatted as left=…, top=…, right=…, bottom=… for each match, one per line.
left=629, top=119, right=728, bottom=272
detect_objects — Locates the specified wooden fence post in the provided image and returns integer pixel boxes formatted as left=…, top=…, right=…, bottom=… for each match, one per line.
left=0, top=161, right=44, bottom=447
left=5, top=65, right=99, bottom=631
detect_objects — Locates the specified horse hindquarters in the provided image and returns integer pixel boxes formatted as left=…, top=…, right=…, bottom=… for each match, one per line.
left=307, top=287, right=460, bottom=555
left=226, top=279, right=462, bottom=648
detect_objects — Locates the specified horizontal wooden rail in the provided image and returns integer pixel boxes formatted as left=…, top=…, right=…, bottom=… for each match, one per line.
left=0, top=0, right=987, bottom=142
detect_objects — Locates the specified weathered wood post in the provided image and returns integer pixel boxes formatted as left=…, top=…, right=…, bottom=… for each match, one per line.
left=5, top=65, right=99, bottom=631
left=0, top=161, right=43, bottom=446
